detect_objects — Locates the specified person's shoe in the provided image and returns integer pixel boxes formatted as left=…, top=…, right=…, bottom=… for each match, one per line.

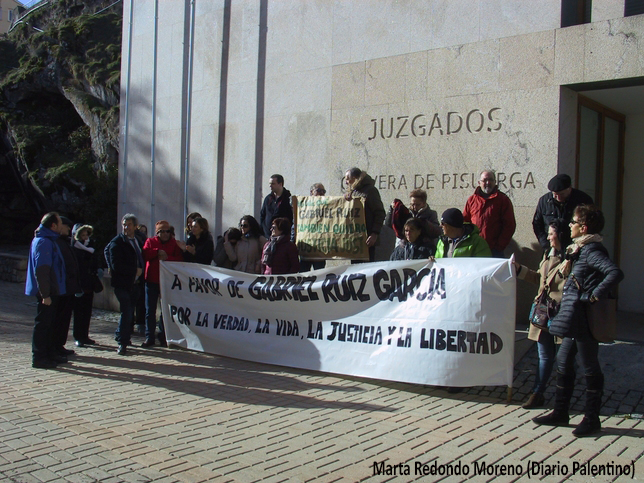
left=32, top=359, right=57, bottom=369
left=533, top=410, right=569, bottom=427
left=522, top=393, right=545, bottom=409
left=75, top=340, right=85, bottom=348
left=572, top=416, right=601, bottom=437
left=83, top=338, right=96, bottom=345
left=59, top=348, right=75, bottom=356
left=141, top=339, right=154, bottom=348
left=52, top=354, right=68, bottom=364
left=158, top=334, right=166, bottom=347
left=117, top=345, right=127, bottom=355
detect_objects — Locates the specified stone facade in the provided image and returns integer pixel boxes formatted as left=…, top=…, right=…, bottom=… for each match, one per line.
left=118, top=0, right=644, bottom=313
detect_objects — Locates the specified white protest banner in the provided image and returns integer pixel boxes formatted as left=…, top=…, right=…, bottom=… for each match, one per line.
left=294, top=196, right=369, bottom=261
left=159, top=258, right=515, bottom=387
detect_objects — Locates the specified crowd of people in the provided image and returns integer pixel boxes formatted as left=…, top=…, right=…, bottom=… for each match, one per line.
left=25, top=168, right=623, bottom=437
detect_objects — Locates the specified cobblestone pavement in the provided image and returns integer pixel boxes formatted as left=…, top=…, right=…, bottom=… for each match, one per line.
left=1, top=280, right=642, bottom=482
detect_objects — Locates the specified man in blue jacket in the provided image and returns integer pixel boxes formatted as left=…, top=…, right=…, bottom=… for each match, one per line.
left=25, top=212, right=67, bottom=369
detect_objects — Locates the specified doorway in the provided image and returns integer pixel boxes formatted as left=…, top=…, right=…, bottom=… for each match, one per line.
left=576, top=95, right=625, bottom=264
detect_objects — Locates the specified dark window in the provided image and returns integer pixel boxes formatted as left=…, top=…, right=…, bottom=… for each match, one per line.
left=625, top=0, right=644, bottom=16
left=561, top=0, right=592, bottom=27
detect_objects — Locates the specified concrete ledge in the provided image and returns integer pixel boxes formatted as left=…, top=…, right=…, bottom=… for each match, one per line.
left=0, top=252, right=28, bottom=283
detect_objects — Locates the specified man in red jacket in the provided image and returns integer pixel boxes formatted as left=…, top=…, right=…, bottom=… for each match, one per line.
left=463, top=170, right=516, bottom=258
left=142, top=220, right=183, bottom=347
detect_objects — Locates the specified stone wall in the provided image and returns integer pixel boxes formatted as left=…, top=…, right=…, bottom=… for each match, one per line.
left=0, top=252, right=27, bottom=283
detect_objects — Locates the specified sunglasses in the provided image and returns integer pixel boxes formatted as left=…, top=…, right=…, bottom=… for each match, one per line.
left=240, top=223, right=249, bottom=228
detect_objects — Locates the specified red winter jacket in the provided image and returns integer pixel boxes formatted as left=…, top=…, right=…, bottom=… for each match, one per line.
left=143, top=237, right=184, bottom=284
left=463, top=187, right=516, bottom=252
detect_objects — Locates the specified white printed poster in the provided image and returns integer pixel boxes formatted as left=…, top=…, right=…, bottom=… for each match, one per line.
left=159, top=258, right=516, bottom=387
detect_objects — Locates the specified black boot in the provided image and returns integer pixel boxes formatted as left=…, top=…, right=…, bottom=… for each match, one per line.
left=533, top=371, right=574, bottom=427
left=572, top=374, right=603, bottom=437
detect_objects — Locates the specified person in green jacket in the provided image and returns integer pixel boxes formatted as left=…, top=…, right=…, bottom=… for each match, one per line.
left=435, top=208, right=492, bottom=258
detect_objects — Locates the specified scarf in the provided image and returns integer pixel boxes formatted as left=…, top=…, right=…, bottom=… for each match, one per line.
left=73, top=239, right=95, bottom=254
left=262, top=235, right=286, bottom=266
left=559, top=233, right=603, bottom=276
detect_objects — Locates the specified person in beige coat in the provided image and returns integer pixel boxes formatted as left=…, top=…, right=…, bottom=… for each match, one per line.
left=515, top=220, right=569, bottom=409
left=224, top=215, right=267, bottom=274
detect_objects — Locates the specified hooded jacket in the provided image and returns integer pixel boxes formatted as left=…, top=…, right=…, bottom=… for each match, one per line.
left=345, top=172, right=386, bottom=237
left=435, top=223, right=492, bottom=258
left=463, top=187, right=516, bottom=252
left=25, top=225, right=67, bottom=298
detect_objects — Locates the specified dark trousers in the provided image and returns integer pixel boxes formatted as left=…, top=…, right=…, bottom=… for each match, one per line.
left=33, top=295, right=58, bottom=361
left=556, top=321, right=602, bottom=379
left=72, top=292, right=94, bottom=341
left=299, top=260, right=326, bottom=272
left=145, top=282, right=165, bottom=340
left=54, top=294, right=74, bottom=351
left=114, top=285, right=139, bottom=346
left=134, top=286, right=146, bottom=329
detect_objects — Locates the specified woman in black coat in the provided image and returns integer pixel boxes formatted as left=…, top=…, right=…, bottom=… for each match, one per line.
left=71, top=224, right=99, bottom=346
left=389, top=218, right=434, bottom=260
left=184, top=217, right=215, bottom=265
left=534, top=205, right=623, bottom=437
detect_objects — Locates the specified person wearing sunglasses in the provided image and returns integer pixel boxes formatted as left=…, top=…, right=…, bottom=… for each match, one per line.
left=535, top=205, right=623, bottom=437
left=262, top=217, right=299, bottom=275
left=141, top=220, right=184, bottom=348
left=224, top=215, right=266, bottom=274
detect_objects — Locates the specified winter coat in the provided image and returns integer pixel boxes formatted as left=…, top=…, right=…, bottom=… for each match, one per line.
left=549, top=241, right=624, bottom=340
left=532, top=189, right=593, bottom=252
left=385, top=202, right=441, bottom=241
left=435, top=224, right=492, bottom=258
left=224, top=235, right=267, bottom=274
left=517, top=249, right=565, bottom=342
left=260, top=189, right=294, bottom=238
left=73, top=239, right=99, bottom=294
left=56, top=235, right=82, bottom=295
left=105, top=234, right=143, bottom=290
left=390, top=240, right=434, bottom=261
left=262, top=237, right=300, bottom=275
left=463, top=187, right=516, bottom=252
left=25, top=225, right=67, bottom=298
left=345, top=172, right=386, bottom=237
left=184, top=232, right=214, bottom=265
left=142, top=236, right=184, bottom=284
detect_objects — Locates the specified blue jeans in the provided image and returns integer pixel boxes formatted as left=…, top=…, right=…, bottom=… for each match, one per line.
left=114, top=285, right=139, bottom=346
left=145, top=282, right=165, bottom=341
left=533, top=331, right=556, bottom=394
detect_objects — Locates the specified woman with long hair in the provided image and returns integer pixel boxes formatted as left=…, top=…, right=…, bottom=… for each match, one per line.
left=262, top=217, right=299, bottom=274
left=534, top=205, right=623, bottom=437
left=224, top=215, right=267, bottom=274
left=515, top=220, right=568, bottom=409
left=184, top=217, right=214, bottom=265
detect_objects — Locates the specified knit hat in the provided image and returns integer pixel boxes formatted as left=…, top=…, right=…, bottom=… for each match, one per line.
left=547, top=174, right=572, bottom=192
left=155, top=220, right=171, bottom=234
left=441, top=208, right=463, bottom=228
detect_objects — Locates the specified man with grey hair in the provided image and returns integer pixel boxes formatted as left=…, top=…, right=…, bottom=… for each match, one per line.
left=105, top=213, right=144, bottom=355
left=463, top=170, right=516, bottom=257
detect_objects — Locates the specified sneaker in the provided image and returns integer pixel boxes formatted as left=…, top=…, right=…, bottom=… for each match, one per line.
left=522, top=393, right=545, bottom=409
left=75, top=340, right=85, bottom=348
left=141, top=339, right=154, bottom=348
left=117, top=345, right=127, bottom=355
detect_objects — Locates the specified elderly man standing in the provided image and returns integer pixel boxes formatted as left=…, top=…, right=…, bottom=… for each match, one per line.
left=260, top=174, right=294, bottom=239
left=26, top=212, right=67, bottom=369
left=533, top=173, right=593, bottom=253
left=344, top=167, right=386, bottom=262
left=142, top=220, right=184, bottom=347
left=463, top=170, right=516, bottom=258
left=105, top=213, right=144, bottom=355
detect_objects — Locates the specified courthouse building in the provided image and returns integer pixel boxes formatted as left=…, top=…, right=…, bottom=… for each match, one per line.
left=118, top=0, right=644, bottom=314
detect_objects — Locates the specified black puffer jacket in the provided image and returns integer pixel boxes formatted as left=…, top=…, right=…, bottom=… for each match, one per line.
left=549, top=242, right=623, bottom=339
